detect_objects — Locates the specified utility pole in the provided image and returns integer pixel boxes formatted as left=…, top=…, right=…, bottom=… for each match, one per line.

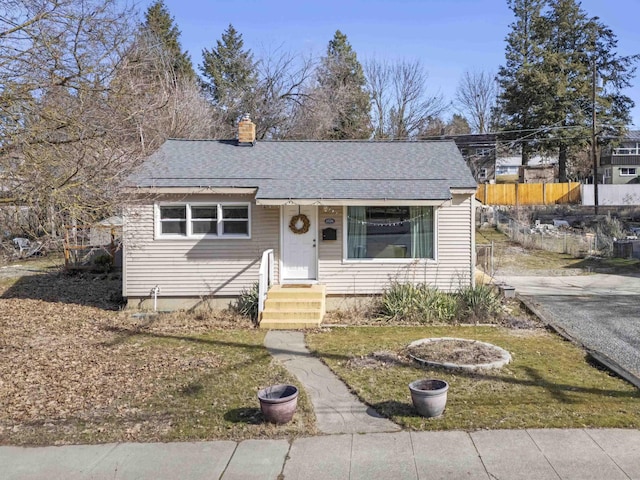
left=592, top=59, right=599, bottom=215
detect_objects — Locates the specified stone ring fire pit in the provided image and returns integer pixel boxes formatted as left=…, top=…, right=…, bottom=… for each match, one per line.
left=407, top=337, right=512, bottom=371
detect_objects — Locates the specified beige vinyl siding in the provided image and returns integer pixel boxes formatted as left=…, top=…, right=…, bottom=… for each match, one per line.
left=124, top=194, right=473, bottom=299
left=317, top=195, right=474, bottom=295
left=124, top=195, right=280, bottom=297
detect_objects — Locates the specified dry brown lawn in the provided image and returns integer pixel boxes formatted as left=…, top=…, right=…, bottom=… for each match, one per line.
left=0, top=269, right=315, bottom=446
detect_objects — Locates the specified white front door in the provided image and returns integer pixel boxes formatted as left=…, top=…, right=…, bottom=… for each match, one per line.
left=282, top=205, right=317, bottom=281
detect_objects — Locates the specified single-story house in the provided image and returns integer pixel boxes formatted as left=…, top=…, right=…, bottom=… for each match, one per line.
left=123, top=118, right=477, bottom=327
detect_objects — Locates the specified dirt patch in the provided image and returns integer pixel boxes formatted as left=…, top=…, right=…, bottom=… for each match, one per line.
left=407, top=339, right=505, bottom=365
left=0, top=256, right=62, bottom=282
left=345, top=350, right=409, bottom=369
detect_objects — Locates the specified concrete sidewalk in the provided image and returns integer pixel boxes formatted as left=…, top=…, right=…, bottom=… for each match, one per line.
left=3, top=429, right=640, bottom=479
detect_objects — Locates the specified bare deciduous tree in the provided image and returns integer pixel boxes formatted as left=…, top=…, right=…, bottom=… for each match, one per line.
left=113, top=31, right=217, bottom=152
left=287, top=31, right=372, bottom=140
left=0, top=0, right=215, bottom=239
left=0, top=0, right=138, bottom=234
left=455, top=70, right=497, bottom=134
left=251, top=47, right=314, bottom=139
left=365, top=58, right=446, bottom=139
left=285, top=75, right=362, bottom=140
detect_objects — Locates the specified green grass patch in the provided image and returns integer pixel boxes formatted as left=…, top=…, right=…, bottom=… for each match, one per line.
left=126, top=330, right=316, bottom=442
left=307, top=326, right=640, bottom=430
left=476, top=227, right=511, bottom=244
left=503, top=249, right=581, bottom=271
left=587, top=257, right=640, bottom=272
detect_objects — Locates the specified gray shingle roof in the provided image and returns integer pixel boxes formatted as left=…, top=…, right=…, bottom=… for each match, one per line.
left=128, top=139, right=477, bottom=201
left=626, top=131, right=640, bottom=141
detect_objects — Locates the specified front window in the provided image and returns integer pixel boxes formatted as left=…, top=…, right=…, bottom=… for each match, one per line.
left=222, top=205, right=249, bottom=235
left=159, top=206, right=186, bottom=235
left=347, top=206, right=434, bottom=260
left=157, top=203, right=250, bottom=238
left=191, top=206, right=217, bottom=235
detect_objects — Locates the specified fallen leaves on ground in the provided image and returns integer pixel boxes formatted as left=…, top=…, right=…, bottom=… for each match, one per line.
left=0, top=271, right=255, bottom=445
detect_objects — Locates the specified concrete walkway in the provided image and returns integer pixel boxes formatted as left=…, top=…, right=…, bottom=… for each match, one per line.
left=4, top=429, right=640, bottom=479
left=264, top=330, right=400, bottom=434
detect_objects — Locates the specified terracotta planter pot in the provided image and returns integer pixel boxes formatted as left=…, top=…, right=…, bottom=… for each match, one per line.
left=408, top=379, right=449, bottom=418
left=257, top=384, right=299, bottom=424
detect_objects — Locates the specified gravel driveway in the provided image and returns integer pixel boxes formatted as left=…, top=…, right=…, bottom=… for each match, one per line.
left=495, top=273, right=640, bottom=386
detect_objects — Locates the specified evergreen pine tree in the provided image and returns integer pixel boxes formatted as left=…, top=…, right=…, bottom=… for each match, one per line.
left=200, top=24, right=258, bottom=134
left=447, top=114, right=472, bottom=135
left=497, top=0, right=637, bottom=180
left=316, top=30, right=372, bottom=139
left=143, top=1, right=195, bottom=81
left=496, top=0, right=546, bottom=165
left=536, top=0, right=637, bottom=181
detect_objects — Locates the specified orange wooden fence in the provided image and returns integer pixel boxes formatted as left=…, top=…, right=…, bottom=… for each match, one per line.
left=476, top=182, right=581, bottom=206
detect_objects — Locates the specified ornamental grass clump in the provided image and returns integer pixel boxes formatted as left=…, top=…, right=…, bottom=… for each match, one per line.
left=379, top=282, right=460, bottom=323
left=235, top=282, right=260, bottom=324
left=457, top=284, right=502, bottom=322
left=379, top=282, right=505, bottom=324
left=379, top=282, right=420, bottom=320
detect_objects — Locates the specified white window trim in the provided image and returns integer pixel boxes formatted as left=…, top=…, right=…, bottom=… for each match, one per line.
left=154, top=202, right=251, bottom=240
left=619, top=168, right=637, bottom=176
left=342, top=205, right=438, bottom=264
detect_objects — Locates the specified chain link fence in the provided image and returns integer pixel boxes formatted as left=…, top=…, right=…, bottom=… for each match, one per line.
left=494, top=209, right=598, bottom=258
left=476, top=243, right=494, bottom=277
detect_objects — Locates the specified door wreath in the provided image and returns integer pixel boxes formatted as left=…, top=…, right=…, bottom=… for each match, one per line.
left=289, top=214, right=310, bottom=234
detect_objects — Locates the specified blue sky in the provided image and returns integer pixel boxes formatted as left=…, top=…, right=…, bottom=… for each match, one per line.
left=147, top=0, right=640, bottom=127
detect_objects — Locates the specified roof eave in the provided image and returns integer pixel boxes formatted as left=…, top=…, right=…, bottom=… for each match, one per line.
left=123, top=186, right=258, bottom=195
left=450, top=187, right=478, bottom=195
left=255, top=198, right=451, bottom=206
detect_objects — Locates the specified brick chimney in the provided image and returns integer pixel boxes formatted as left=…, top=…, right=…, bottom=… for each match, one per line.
left=237, top=114, right=256, bottom=145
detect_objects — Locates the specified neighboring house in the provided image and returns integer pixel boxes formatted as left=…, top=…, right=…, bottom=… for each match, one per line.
left=495, top=155, right=559, bottom=180
left=442, top=134, right=497, bottom=183
left=600, top=131, right=640, bottom=184
left=441, top=133, right=564, bottom=184
left=123, top=118, right=477, bottom=324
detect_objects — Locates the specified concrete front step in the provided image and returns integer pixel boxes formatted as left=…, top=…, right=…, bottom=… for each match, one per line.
left=261, top=309, right=323, bottom=321
left=264, top=300, right=324, bottom=310
left=259, top=318, right=322, bottom=330
left=259, top=284, right=326, bottom=329
left=266, top=287, right=325, bottom=300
